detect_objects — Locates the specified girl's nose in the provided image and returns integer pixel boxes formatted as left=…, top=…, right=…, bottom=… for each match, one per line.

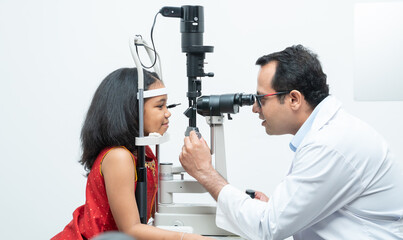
left=165, top=110, right=171, bottom=118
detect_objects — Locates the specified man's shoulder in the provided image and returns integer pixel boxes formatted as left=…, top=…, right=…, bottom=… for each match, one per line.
left=301, top=107, right=387, bottom=161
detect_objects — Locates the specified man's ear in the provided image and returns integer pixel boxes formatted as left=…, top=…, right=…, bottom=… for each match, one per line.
left=289, top=90, right=303, bottom=110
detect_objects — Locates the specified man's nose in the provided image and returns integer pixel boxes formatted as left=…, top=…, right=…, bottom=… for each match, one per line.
left=252, top=101, right=260, bottom=113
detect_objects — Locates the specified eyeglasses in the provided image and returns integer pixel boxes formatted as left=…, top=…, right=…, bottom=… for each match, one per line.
left=254, top=90, right=291, bottom=108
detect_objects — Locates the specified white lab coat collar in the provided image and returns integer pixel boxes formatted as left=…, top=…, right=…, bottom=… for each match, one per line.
left=290, top=95, right=342, bottom=153
left=310, top=95, right=342, bottom=133
left=287, top=96, right=342, bottom=175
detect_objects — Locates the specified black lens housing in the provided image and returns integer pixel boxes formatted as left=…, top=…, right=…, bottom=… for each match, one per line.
left=196, top=93, right=255, bottom=116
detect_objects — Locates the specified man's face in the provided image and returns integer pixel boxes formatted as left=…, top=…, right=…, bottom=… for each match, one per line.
left=252, top=62, right=292, bottom=135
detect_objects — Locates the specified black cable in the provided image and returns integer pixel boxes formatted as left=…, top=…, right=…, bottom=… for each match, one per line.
left=135, top=11, right=159, bottom=69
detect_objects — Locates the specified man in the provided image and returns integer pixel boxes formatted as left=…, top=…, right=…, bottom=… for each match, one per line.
left=179, top=45, right=403, bottom=239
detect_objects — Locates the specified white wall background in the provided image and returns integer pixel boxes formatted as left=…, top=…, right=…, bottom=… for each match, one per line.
left=1, top=0, right=402, bottom=239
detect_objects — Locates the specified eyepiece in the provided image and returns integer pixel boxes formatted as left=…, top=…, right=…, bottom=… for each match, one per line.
left=234, top=93, right=255, bottom=106
left=196, top=93, right=255, bottom=116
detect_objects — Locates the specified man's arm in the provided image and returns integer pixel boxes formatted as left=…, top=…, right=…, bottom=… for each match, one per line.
left=182, top=133, right=366, bottom=239
left=179, top=131, right=228, bottom=200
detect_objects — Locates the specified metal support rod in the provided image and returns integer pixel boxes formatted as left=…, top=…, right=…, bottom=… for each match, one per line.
left=136, top=88, right=147, bottom=224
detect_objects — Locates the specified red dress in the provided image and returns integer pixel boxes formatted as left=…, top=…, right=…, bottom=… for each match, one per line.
left=52, top=146, right=158, bottom=240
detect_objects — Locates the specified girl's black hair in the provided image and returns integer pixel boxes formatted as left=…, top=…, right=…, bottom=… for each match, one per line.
left=79, top=68, right=160, bottom=173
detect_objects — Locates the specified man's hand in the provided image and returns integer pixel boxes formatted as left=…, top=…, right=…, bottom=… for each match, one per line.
left=254, top=191, right=270, bottom=202
left=179, top=131, right=228, bottom=200
left=179, top=131, right=214, bottom=179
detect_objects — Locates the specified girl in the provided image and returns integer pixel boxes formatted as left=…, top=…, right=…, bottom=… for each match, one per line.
left=52, top=68, right=211, bottom=240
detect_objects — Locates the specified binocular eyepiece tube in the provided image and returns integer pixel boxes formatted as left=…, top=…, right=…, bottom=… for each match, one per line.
left=196, top=93, right=255, bottom=116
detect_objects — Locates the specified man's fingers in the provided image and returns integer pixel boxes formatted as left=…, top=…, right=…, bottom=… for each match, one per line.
left=179, top=152, right=185, bottom=165
left=180, top=144, right=188, bottom=157
left=184, top=135, right=191, bottom=147
left=201, top=137, right=209, bottom=147
left=189, top=130, right=200, bottom=142
left=179, top=147, right=187, bottom=165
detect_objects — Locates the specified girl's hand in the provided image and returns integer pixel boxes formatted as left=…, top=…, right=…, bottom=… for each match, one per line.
left=184, top=233, right=216, bottom=239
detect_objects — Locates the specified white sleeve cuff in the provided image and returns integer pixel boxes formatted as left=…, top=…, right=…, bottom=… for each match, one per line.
left=216, top=185, right=245, bottom=236
left=216, top=185, right=256, bottom=239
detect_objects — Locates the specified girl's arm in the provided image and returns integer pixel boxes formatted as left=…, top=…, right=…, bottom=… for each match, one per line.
left=102, top=148, right=212, bottom=240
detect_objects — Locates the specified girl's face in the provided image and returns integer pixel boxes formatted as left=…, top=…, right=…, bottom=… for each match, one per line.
left=143, top=80, right=171, bottom=136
